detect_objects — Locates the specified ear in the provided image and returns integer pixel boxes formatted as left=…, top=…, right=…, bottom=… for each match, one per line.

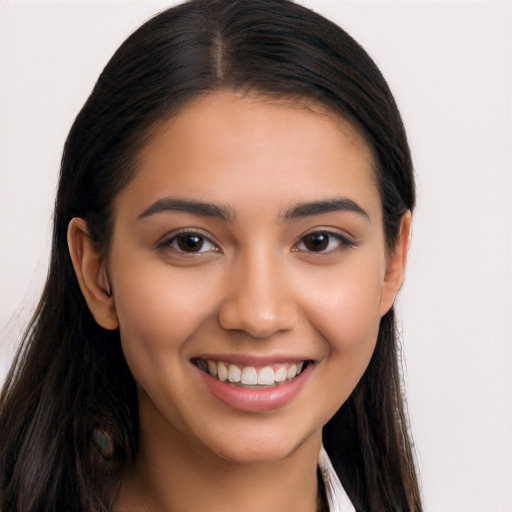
left=67, top=218, right=119, bottom=330
left=379, top=211, right=412, bottom=317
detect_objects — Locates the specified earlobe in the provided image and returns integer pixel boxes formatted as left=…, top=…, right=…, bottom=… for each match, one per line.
left=379, top=211, right=412, bottom=317
left=67, top=218, right=119, bottom=330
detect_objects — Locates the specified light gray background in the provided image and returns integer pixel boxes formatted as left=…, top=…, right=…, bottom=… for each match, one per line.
left=1, top=1, right=511, bottom=510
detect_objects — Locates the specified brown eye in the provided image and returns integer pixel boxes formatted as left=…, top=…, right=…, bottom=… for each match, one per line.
left=176, top=233, right=204, bottom=252
left=158, top=231, right=217, bottom=254
left=303, top=232, right=329, bottom=252
left=295, top=230, right=356, bottom=254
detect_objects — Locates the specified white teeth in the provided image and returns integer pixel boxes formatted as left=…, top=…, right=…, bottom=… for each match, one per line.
left=274, top=366, right=287, bottom=383
left=228, top=364, right=241, bottom=383
left=286, top=364, right=298, bottom=381
left=241, top=366, right=258, bottom=385
left=258, top=366, right=275, bottom=385
left=200, top=359, right=308, bottom=386
left=217, top=362, right=228, bottom=382
left=207, top=360, right=217, bottom=378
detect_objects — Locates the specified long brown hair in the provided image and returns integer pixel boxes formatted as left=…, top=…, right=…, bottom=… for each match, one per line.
left=0, top=1, right=421, bottom=510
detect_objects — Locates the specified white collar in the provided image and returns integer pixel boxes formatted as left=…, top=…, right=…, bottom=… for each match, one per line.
left=318, top=447, right=356, bottom=512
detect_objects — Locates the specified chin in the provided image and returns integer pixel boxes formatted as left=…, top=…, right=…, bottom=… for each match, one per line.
left=203, top=426, right=318, bottom=466
left=215, top=446, right=293, bottom=465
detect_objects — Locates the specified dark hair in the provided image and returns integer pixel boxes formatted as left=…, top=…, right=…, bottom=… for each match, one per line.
left=0, top=1, right=420, bottom=511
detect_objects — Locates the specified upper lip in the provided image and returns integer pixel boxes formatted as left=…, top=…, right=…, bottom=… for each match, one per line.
left=191, top=353, right=314, bottom=366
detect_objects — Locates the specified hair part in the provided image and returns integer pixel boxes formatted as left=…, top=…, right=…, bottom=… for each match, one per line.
left=1, top=1, right=420, bottom=511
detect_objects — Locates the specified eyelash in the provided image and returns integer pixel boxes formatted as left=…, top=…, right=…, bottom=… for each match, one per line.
left=157, top=228, right=356, bottom=256
left=293, top=230, right=356, bottom=254
left=157, top=230, right=219, bottom=255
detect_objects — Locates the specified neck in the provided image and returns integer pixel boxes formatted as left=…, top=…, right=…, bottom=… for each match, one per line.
left=116, top=398, right=323, bottom=512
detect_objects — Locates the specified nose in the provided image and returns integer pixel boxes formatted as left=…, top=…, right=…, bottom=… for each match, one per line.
left=217, top=252, right=298, bottom=338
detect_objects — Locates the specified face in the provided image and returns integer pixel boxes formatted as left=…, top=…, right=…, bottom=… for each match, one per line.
left=100, top=91, right=403, bottom=464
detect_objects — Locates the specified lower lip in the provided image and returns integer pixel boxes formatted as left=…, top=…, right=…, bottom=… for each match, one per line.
left=195, top=363, right=313, bottom=413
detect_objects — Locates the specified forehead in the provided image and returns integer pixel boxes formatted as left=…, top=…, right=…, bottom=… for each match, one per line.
left=116, top=91, right=380, bottom=222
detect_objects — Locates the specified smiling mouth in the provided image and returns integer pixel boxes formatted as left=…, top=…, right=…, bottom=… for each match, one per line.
left=193, top=359, right=311, bottom=388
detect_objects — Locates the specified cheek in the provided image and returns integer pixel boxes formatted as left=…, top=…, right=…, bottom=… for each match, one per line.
left=301, top=255, right=385, bottom=358
left=302, top=264, right=384, bottom=415
left=111, top=260, right=219, bottom=372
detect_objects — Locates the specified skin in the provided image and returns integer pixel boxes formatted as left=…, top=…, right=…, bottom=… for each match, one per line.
left=68, top=91, right=411, bottom=512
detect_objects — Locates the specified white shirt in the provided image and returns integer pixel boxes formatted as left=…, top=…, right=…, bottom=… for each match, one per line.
left=318, top=447, right=356, bottom=512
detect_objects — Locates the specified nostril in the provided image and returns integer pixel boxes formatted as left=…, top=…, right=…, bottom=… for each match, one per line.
left=217, top=297, right=298, bottom=338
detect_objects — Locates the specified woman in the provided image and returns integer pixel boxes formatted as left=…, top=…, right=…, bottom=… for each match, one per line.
left=0, top=1, right=422, bottom=510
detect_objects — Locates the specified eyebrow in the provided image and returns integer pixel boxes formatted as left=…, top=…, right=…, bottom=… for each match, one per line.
left=283, top=197, right=370, bottom=221
left=138, top=195, right=369, bottom=223
left=138, top=197, right=235, bottom=222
